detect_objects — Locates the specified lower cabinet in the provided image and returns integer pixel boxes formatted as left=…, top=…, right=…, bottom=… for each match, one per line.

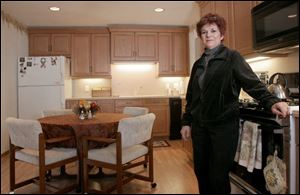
left=65, top=99, right=79, bottom=110
left=95, top=99, right=115, bottom=113
left=144, top=98, right=169, bottom=137
left=114, top=99, right=143, bottom=113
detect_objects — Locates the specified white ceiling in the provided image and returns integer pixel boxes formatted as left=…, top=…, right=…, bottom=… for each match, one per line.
left=1, top=1, right=200, bottom=28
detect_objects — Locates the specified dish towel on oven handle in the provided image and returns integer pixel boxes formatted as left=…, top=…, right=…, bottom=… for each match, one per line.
left=234, top=120, right=262, bottom=172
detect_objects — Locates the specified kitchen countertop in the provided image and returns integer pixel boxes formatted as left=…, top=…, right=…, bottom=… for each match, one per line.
left=66, top=95, right=185, bottom=100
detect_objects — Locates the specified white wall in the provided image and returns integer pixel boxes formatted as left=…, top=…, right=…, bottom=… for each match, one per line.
left=1, top=15, right=28, bottom=154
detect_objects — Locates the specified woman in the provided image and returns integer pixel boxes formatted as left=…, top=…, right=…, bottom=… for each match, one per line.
left=181, top=13, right=289, bottom=194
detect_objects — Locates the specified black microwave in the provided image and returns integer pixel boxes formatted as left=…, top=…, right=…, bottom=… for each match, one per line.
left=252, top=1, right=299, bottom=53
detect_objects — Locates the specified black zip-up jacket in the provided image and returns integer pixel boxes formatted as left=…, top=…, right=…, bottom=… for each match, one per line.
left=182, top=45, right=280, bottom=126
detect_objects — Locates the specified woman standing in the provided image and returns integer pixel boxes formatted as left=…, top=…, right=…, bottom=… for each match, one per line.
left=181, top=13, right=289, bottom=194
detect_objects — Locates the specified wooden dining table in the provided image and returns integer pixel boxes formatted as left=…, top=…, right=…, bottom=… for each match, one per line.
left=38, top=112, right=130, bottom=192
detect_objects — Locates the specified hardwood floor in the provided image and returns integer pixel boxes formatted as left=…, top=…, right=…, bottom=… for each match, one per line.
left=1, top=140, right=199, bottom=194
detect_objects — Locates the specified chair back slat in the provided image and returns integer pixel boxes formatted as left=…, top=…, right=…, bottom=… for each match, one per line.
left=123, top=107, right=149, bottom=116
left=6, top=117, right=42, bottom=149
left=117, top=113, right=155, bottom=148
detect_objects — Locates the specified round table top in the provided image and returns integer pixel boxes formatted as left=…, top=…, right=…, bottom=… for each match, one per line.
left=38, top=113, right=130, bottom=126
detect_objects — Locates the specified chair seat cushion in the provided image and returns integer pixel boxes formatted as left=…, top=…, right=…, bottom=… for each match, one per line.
left=88, top=143, right=148, bottom=164
left=15, top=147, right=77, bottom=165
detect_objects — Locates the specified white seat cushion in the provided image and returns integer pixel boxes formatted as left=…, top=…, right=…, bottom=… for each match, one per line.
left=88, top=143, right=148, bottom=164
left=15, top=147, right=77, bottom=166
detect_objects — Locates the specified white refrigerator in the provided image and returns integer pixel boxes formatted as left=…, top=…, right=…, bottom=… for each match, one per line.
left=18, top=56, right=72, bottom=119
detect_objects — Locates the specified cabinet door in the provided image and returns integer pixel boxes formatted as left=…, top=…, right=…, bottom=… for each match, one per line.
left=115, top=99, right=143, bottom=113
left=158, top=32, right=189, bottom=76
left=231, top=1, right=255, bottom=55
left=147, top=105, right=169, bottom=137
left=199, top=2, right=215, bottom=53
left=29, top=34, right=51, bottom=56
left=215, top=1, right=233, bottom=48
left=173, top=32, right=189, bottom=76
left=158, top=33, right=173, bottom=75
left=111, top=32, right=135, bottom=61
left=144, top=98, right=169, bottom=137
left=91, top=34, right=111, bottom=76
left=135, top=32, right=158, bottom=61
left=51, top=34, right=71, bottom=56
left=71, top=34, right=91, bottom=77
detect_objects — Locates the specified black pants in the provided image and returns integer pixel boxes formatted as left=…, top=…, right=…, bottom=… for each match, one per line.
left=191, top=117, right=239, bottom=194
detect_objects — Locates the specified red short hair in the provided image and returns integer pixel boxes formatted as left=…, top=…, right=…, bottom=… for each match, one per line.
left=196, top=13, right=226, bottom=37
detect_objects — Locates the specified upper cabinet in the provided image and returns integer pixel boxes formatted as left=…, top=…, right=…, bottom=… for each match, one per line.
left=29, top=30, right=71, bottom=56
left=158, top=30, right=189, bottom=76
left=109, top=25, right=189, bottom=76
left=71, top=30, right=111, bottom=78
left=29, top=26, right=190, bottom=78
left=198, top=1, right=261, bottom=56
left=110, top=27, right=158, bottom=62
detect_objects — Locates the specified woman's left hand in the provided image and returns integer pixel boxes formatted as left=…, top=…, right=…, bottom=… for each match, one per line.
left=271, top=102, right=290, bottom=118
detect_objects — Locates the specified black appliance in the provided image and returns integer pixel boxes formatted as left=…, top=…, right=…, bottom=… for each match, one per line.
left=252, top=1, right=299, bottom=53
left=169, top=97, right=182, bottom=140
left=230, top=102, right=290, bottom=194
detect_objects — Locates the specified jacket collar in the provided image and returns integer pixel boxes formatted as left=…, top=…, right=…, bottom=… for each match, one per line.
left=201, top=45, right=231, bottom=93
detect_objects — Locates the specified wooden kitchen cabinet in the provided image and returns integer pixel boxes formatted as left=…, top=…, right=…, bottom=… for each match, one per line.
left=95, top=99, right=115, bottom=113
left=143, top=98, right=170, bottom=137
left=65, top=99, right=79, bottom=109
left=114, top=99, right=144, bottom=113
left=158, top=30, right=189, bottom=76
left=110, top=31, right=158, bottom=62
left=29, top=33, right=71, bottom=56
left=230, top=1, right=257, bottom=56
left=71, top=31, right=111, bottom=77
left=198, top=1, right=259, bottom=56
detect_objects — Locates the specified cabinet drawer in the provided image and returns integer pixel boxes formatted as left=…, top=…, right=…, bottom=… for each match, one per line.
left=115, top=99, right=143, bottom=107
left=143, top=98, right=169, bottom=105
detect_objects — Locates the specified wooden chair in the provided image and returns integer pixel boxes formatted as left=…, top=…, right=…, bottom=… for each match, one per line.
left=82, top=113, right=156, bottom=193
left=42, top=109, right=74, bottom=180
left=123, top=106, right=149, bottom=116
left=6, top=117, right=79, bottom=194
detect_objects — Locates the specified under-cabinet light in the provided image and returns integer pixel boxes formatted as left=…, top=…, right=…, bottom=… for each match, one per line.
left=114, top=64, right=154, bottom=72
left=49, top=7, right=60, bottom=12
left=245, top=56, right=270, bottom=63
left=154, top=8, right=164, bottom=13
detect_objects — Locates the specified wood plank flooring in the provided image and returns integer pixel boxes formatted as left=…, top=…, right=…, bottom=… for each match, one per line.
left=1, top=140, right=199, bottom=194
